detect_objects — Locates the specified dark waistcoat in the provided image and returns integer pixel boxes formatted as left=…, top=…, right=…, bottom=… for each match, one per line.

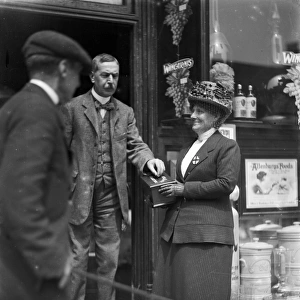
left=96, top=111, right=114, bottom=184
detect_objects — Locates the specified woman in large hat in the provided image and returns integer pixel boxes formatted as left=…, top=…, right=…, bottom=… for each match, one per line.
left=153, top=63, right=241, bottom=300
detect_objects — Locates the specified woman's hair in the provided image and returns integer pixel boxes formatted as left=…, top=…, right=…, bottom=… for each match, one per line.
left=189, top=101, right=226, bottom=129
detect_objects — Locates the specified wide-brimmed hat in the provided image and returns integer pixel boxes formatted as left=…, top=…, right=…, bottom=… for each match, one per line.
left=188, top=63, right=235, bottom=125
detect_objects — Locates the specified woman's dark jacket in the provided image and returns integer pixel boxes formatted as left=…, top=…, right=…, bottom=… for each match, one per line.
left=160, top=131, right=241, bottom=245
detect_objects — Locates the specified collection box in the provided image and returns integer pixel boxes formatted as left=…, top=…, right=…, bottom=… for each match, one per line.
left=141, top=172, right=177, bottom=208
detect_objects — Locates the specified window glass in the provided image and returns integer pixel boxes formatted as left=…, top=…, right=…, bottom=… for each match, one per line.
left=209, top=0, right=300, bottom=266
left=210, top=0, right=300, bottom=122
left=209, top=0, right=300, bottom=247
left=209, top=3, right=300, bottom=298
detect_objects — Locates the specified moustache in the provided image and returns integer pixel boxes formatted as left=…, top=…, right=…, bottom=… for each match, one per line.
left=106, top=83, right=115, bottom=89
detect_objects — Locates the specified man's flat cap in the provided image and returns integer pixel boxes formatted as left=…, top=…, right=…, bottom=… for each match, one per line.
left=22, top=30, right=92, bottom=75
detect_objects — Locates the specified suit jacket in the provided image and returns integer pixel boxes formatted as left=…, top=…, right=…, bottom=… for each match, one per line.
left=160, top=131, right=241, bottom=245
left=61, top=90, right=154, bottom=225
left=0, top=83, right=71, bottom=299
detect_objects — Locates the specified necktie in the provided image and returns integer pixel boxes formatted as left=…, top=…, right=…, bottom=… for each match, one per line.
left=95, top=101, right=114, bottom=111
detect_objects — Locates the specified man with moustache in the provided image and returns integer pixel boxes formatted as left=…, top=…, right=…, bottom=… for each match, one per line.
left=62, top=53, right=165, bottom=300
left=0, top=30, right=91, bottom=300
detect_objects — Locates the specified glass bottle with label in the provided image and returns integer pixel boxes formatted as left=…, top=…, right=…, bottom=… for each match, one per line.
left=233, top=84, right=246, bottom=119
left=245, top=85, right=257, bottom=119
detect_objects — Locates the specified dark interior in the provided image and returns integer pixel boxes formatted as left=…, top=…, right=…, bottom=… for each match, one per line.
left=0, top=8, right=131, bottom=106
left=0, top=8, right=134, bottom=298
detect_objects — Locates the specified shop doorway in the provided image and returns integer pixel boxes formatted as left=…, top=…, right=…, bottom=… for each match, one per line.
left=0, top=8, right=133, bottom=299
left=0, top=8, right=131, bottom=104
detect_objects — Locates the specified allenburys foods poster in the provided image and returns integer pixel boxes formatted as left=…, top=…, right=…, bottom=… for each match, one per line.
left=245, top=159, right=298, bottom=209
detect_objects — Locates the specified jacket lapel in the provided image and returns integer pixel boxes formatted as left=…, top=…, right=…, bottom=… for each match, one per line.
left=176, top=141, right=194, bottom=182
left=109, top=97, right=119, bottom=138
left=83, top=91, right=99, bottom=136
left=183, top=131, right=223, bottom=180
left=183, top=143, right=209, bottom=179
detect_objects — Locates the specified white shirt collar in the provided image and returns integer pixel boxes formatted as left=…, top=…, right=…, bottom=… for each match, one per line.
left=30, top=79, right=59, bottom=105
left=197, top=128, right=217, bottom=142
left=91, top=87, right=110, bottom=104
left=181, top=128, right=216, bottom=177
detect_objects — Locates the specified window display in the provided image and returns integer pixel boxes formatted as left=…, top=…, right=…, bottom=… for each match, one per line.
left=209, top=0, right=300, bottom=298
left=211, top=0, right=300, bottom=123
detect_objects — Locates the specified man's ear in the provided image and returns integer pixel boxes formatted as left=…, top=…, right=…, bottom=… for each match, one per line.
left=58, top=59, right=68, bottom=78
left=90, top=72, right=95, bottom=83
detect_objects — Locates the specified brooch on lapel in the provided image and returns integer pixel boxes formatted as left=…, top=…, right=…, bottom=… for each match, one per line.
left=192, top=156, right=200, bottom=165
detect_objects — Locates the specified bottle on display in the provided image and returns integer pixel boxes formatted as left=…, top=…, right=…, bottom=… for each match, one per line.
left=245, top=85, right=257, bottom=119
left=233, top=84, right=246, bottom=119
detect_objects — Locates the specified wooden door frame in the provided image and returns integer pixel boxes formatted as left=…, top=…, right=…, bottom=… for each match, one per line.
left=131, top=0, right=159, bottom=294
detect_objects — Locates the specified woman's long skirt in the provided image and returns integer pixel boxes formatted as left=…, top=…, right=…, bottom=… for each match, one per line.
left=152, top=239, right=232, bottom=300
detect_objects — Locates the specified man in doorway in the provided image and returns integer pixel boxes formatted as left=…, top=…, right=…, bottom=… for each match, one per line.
left=62, top=53, right=165, bottom=300
left=0, top=30, right=91, bottom=300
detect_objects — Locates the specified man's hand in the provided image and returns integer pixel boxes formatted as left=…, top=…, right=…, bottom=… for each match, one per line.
left=122, top=219, right=128, bottom=232
left=58, top=254, right=73, bottom=289
left=158, top=182, right=184, bottom=197
left=146, top=158, right=165, bottom=177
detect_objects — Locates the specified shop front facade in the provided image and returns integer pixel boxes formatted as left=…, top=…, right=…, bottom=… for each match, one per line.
left=1, top=0, right=300, bottom=299
left=156, top=1, right=300, bottom=299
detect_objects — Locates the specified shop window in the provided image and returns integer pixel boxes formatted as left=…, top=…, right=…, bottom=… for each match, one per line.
left=208, top=0, right=300, bottom=231
left=209, top=1, right=300, bottom=298
left=156, top=1, right=300, bottom=297
left=210, top=0, right=300, bottom=123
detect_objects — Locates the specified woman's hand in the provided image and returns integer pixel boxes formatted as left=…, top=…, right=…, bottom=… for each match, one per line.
left=159, top=182, right=184, bottom=197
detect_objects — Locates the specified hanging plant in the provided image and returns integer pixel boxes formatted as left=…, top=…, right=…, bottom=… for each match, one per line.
left=163, top=0, right=193, bottom=46
left=282, top=65, right=300, bottom=128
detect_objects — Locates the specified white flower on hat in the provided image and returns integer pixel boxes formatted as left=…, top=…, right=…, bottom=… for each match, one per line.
left=210, top=62, right=235, bottom=93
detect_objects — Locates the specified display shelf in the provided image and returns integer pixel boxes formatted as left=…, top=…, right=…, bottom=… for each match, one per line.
left=159, top=117, right=299, bottom=140
left=228, top=119, right=298, bottom=130
left=160, top=117, right=298, bottom=128
left=159, top=118, right=300, bottom=158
